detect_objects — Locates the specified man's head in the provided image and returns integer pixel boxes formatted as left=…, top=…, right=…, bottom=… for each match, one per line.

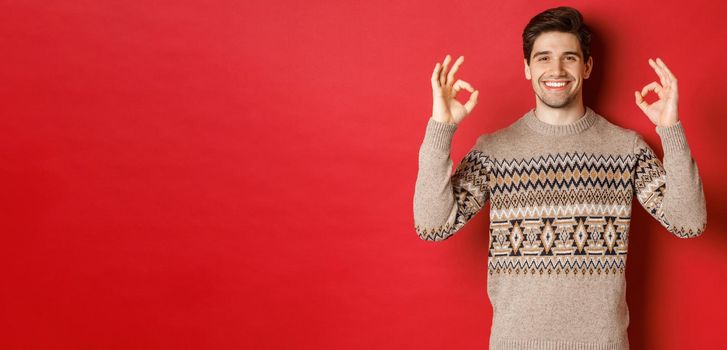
left=522, top=7, right=593, bottom=109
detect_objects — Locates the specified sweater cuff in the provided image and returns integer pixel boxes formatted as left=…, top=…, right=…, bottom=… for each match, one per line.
left=422, top=117, right=458, bottom=152
left=655, top=120, right=689, bottom=153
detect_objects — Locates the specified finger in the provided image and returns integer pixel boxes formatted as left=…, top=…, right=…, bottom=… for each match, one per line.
left=656, top=57, right=678, bottom=90
left=657, top=58, right=679, bottom=102
left=648, top=58, right=666, bottom=87
left=641, top=81, right=664, bottom=99
left=634, top=90, right=649, bottom=113
left=431, top=62, right=441, bottom=89
left=463, top=90, right=479, bottom=114
left=648, top=58, right=668, bottom=88
left=655, top=57, right=672, bottom=88
left=439, top=54, right=451, bottom=87
left=455, top=79, right=475, bottom=92
left=452, top=79, right=474, bottom=99
left=446, top=56, right=464, bottom=87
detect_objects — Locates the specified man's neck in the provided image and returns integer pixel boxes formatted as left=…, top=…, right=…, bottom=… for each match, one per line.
left=533, top=100, right=586, bottom=125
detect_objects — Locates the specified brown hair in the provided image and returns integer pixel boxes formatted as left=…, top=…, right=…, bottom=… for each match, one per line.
left=522, top=6, right=591, bottom=65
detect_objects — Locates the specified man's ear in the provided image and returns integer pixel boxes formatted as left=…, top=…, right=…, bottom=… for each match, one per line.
left=524, top=58, right=531, bottom=80
left=584, top=56, right=593, bottom=79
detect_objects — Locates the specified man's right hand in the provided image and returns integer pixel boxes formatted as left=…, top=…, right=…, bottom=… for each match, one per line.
left=430, top=54, right=479, bottom=125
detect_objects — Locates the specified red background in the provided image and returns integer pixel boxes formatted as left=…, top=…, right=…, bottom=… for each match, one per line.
left=1, top=1, right=725, bottom=349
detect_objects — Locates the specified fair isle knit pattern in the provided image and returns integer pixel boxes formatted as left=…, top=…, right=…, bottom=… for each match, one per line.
left=412, top=106, right=707, bottom=349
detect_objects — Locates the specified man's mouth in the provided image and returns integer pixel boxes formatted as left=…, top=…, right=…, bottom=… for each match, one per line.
left=542, top=80, right=572, bottom=91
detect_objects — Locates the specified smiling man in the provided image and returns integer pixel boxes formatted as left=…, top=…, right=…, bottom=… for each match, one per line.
left=413, top=6, right=706, bottom=350
left=526, top=30, right=591, bottom=119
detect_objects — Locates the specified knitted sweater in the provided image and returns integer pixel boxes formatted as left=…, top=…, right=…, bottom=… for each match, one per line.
left=412, top=106, right=707, bottom=349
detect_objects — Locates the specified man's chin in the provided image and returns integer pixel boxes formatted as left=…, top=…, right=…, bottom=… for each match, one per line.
left=537, top=93, right=575, bottom=109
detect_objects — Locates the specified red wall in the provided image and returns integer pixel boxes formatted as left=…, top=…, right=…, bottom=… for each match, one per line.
left=1, top=1, right=725, bottom=349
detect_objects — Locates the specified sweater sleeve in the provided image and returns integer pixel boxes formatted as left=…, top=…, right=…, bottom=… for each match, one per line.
left=631, top=121, right=707, bottom=238
left=413, top=117, right=493, bottom=242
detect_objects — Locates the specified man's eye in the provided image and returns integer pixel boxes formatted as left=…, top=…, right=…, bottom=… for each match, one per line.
left=538, top=57, right=548, bottom=61
left=566, top=56, right=576, bottom=61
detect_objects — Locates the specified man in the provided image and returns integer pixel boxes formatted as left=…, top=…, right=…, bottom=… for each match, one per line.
left=412, top=6, right=706, bottom=349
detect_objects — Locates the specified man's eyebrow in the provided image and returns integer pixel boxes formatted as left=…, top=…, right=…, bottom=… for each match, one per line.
left=532, top=50, right=582, bottom=58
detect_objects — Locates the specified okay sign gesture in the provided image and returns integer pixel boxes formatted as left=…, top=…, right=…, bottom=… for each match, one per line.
left=430, top=54, right=479, bottom=125
left=634, top=58, right=679, bottom=127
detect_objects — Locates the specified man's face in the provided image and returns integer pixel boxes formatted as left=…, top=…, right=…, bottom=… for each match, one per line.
left=524, top=31, right=593, bottom=109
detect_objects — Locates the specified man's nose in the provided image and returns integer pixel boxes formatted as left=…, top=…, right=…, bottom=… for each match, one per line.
left=552, top=60, right=566, bottom=74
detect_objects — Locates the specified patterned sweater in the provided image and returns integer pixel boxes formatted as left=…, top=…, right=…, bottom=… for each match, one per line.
left=412, top=106, right=707, bottom=350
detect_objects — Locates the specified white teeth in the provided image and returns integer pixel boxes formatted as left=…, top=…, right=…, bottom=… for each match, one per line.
left=545, top=81, right=567, bottom=87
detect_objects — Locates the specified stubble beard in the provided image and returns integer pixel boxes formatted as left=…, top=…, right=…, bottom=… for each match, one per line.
left=538, top=90, right=576, bottom=108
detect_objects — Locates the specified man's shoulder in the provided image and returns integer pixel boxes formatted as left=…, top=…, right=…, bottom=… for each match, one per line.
left=471, top=114, right=525, bottom=150
left=591, top=110, right=641, bottom=142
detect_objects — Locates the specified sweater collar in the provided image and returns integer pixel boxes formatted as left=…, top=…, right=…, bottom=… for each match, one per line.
left=524, top=106, right=597, bottom=135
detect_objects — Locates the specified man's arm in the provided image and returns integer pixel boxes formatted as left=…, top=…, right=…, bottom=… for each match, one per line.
left=632, top=122, right=707, bottom=238
left=413, top=117, right=492, bottom=241
left=632, top=57, right=707, bottom=238
left=414, top=53, right=486, bottom=241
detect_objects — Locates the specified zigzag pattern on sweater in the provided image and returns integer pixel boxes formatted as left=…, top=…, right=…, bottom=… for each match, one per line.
left=633, top=147, right=670, bottom=226
left=487, top=254, right=626, bottom=276
left=490, top=200, right=631, bottom=222
left=489, top=152, right=633, bottom=193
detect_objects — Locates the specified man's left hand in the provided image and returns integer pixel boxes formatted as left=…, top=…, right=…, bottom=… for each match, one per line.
left=635, top=57, right=679, bottom=127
